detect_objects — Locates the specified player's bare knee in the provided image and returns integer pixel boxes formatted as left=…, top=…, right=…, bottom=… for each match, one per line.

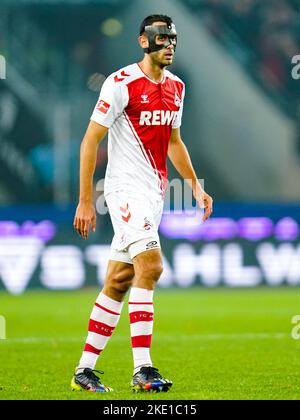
left=140, top=261, right=163, bottom=282
left=153, top=261, right=163, bottom=280
left=104, top=266, right=134, bottom=298
left=113, top=277, right=132, bottom=294
left=109, top=274, right=132, bottom=294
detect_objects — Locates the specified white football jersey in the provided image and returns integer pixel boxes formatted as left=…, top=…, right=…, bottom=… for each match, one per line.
left=91, top=63, right=185, bottom=200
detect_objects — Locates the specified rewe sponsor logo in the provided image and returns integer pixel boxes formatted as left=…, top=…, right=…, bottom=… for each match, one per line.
left=139, top=110, right=178, bottom=126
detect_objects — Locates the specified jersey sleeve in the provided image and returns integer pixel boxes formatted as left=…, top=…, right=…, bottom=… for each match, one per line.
left=90, top=74, right=128, bottom=128
left=172, top=84, right=185, bottom=129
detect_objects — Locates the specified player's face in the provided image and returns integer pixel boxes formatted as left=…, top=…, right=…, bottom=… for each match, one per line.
left=141, top=21, right=176, bottom=68
left=151, top=34, right=176, bottom=68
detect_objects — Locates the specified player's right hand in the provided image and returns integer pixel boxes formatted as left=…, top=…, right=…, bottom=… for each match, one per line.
left=73, top=202, right=97, bottom=239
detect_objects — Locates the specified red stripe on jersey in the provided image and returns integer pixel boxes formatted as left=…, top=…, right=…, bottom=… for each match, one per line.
left=125, top=112, right=162, bottom=193
left=124, top=110, right=162, bottom=193
left=123, top=111, right=151, bottom=166
left=84, top=343, right=102, bottom=355
left=94, top=302, right=120, bottom=316
left=131, top=334, right=152, bottom=348
left=128, top=302, right=153, bottom=305
left=125, top=75, right=184, bottom=196
left=88, top=319, right=115, bottom=336
left=147, top=148, right=163, bottom=193
left=129, top=311, right=154, bottom=324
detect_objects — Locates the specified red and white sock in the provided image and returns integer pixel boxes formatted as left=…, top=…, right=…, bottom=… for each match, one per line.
left=76, top=292, right=123, bottom=373
left=129, top=287, right=154, bottom=375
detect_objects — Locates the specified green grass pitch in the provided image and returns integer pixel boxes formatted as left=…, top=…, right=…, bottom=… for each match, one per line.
left=0, top=287, right=300, bottom=400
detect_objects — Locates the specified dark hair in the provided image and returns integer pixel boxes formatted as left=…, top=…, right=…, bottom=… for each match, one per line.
left=139, top=14, right=173, bottom=35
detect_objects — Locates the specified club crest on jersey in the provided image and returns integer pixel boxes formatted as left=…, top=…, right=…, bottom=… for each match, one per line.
left=144, top=217, right=153, bottom=231
left=139, top=110, right=178, bottom=126
left=175, top=93, right=181, bottom=107
left=141, top=95, right=150, bottom=104
left=96, top=100, right=110, bottom=114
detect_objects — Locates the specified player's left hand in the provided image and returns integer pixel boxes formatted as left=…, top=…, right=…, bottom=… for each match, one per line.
left=73, top=201, right=97, bottom=240
left=196, top=190, right=213, bottom=222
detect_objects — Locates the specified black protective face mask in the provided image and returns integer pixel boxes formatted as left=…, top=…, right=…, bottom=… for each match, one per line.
left=143, top=23, right=177, bottom=54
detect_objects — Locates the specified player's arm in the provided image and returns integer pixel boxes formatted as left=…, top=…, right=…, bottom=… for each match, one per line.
left=73, top=121, right=108, bottom=239
left=168, top=127, right=213, bottom=221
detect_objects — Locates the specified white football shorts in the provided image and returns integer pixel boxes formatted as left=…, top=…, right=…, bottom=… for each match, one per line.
left=105, top=191, right=164, bottom=264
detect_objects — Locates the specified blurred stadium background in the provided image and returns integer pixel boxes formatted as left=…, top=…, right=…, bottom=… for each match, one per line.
left=1, top=0, right=300, bottom=401
left=0, top=0, right=300, bottom=294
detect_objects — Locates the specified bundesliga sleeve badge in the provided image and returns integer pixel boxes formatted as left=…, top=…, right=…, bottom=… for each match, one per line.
left=96, top=100, right=111, bottom=114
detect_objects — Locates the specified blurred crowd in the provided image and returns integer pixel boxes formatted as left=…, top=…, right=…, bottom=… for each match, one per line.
left=191, top=0, right=300, bottom=114
left=0, top=6, right=113, bottom=204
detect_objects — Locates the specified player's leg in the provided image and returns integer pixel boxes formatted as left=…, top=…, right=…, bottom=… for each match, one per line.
left=128, top=245, right=172, bottom=392
left=71, top=259, right=134, bottom=392
left=104, top=191, right=171, bottom=391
